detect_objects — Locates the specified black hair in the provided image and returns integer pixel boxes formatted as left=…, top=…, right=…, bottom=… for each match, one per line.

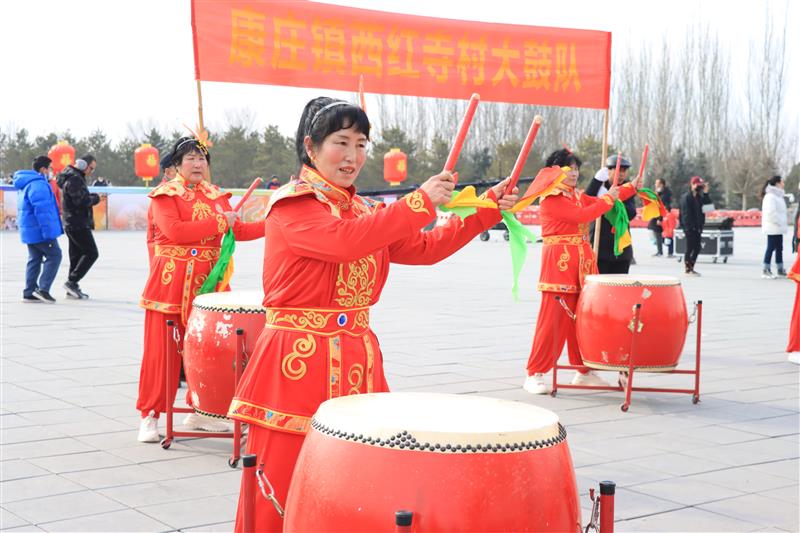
left=295, top=97, right=370, bottom=168
left=761, top=175, right=783, bottom=197
left=169, top=137, right=211, bottom=167
left=32, top=155, right=52, bottom=173
left=81, top=154, right=96, bottom=166
left=655, top=177, right=667, bottom=186
left=545, top=148, right=582, bottom=168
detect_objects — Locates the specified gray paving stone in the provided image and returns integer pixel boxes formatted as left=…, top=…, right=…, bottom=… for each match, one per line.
left=685, top=465, right=797, bottom=494
left=3, top=491, right=125, bottom=524
left=29, top=451, right=133, bottom=475
left=1, top=474, right=86, bottom=503
left=61, top=464, right=173, bottom=490
left=137, top=495, right=235, bottom=529
left=616, top=506, right=761, bottom=532
left=1, top=507, right=31, bottom=529
left=627, top=476, right=747, bottom=506
left=37, top=509, right=172, bottom=532
left=1, top=460, right=50, bottom=482
left=98, top=471, right=240, bottom=507
left=1, top=438, right=96, bottom=461
left=698, top=493, right=800, bottom=531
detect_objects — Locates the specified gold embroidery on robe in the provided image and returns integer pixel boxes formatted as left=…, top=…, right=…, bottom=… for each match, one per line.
left=281, top=334, right=316, bottom=381
left=557, top=247, right=570, bottom=272
left=347, top=364, right=364, bottom=395
left=334, top=255, right=377, bottom=307
left=404, top=190, right=430, bottom=214
left=161, top=259, right=176, bottom=284
left=192, top=201, right=213, bottom=220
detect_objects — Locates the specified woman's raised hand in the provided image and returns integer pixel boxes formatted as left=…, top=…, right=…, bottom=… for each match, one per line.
left=606, top=185, right=620, bottom=202
left=491, top=177, right=520, bottom=211
left=223, top=211, right=238, bottom=229
left=419, top=171, right=456, bottom=206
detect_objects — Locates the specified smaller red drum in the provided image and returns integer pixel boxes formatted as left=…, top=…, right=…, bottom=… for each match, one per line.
left=576, top=274, right=688, bottom=372
left=183, top=291, right=265, bottom=418
left=285, top=392, right=581, bottom=532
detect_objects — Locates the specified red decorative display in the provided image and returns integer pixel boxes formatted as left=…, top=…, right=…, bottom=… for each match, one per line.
left=48, top=141, right=75, bottom=174
left=383, top=148, right=407, bottom=185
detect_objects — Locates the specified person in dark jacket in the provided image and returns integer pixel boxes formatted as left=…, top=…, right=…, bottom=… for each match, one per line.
left=13, top=156, right=63, bottom=303
left=585, top=154, right=637, bottom=274
left=679, top=175, right=713, bottom=276
left=56, top=154, right=100, bottom=299
left=647, top=178, right=673, bottom=257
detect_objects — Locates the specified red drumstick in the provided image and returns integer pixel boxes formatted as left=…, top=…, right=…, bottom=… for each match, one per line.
left=442, top=93, right=480, bottom=173
left=233, top=177, right=263, bottom=212
left=611, top=151, right=622, bottom=188
left=505, top=115, right=543, bottom=195
left=636, top=143, right=649, bottom=179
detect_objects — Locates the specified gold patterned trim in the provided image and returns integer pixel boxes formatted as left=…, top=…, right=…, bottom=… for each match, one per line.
left=363, top=335, right=375, bottom=393
left=266, top=306, right=370, bottom=337
left=281, top=334, right=316, bottom=381
left=583, top=361, right=678, bottom=373
left=537, top=282, right=579, bottom=294
left=155, top=245, right=220, bottom=262
left=583, top=275, right=682, bottom=287
left=329, top=336, right=342, bottom=399
left=139, top=297, right=181, bottom=315
left=180, top=259, right=196, bottom=326
left=404, top=190, right=430, bottom=215
left=227, top=399, right=311, bottom=434
left=334, top=255, right=377, bottom=307
left=557, top=247, right=570, bottom=272
left=543, top=234, right=588, bottom=246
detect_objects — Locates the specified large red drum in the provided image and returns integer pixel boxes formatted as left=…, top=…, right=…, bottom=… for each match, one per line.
left=576, top=274, right=688, bottom=372
left=285, top=392, right=580, bottom=532
left=183, top=291, right=265, bottom=418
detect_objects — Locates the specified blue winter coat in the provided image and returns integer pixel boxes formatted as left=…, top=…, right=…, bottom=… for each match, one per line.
left=12, top=170, right=64, bottom=244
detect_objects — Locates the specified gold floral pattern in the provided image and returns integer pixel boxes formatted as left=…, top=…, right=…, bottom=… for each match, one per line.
left=161, top=259, right=176, bottom=285
left=334, top=255, right=377, bottom=307
left=192, top=201, right=213, bottom=220
left=267, top=310, right=333, bottom=330
left=543, top=234, right=586, bottom=246
left=557, top=247, right=570, bottom=272
left=328, top=336, right=341, bottom=398
left=281, top=334, right=316, bottom=381
left=354, top=310, right=370, bottom=329
left=347, top=364, right=364, bottom=395
left=404, top=190, right=430, bottom=214
left=363, top=335, right=375, bottom=393
left=155, top=245, right=219, bottom=262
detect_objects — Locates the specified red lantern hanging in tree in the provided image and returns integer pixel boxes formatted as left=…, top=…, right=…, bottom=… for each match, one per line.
left=134, top=143, right=160, bottom=185
left=48, top=141, right=75, bottom=174
left=384, top=148, right=407, bottom=186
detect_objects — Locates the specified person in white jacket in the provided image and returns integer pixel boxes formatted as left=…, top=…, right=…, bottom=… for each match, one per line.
left=761, top=175, right=788, bottom=278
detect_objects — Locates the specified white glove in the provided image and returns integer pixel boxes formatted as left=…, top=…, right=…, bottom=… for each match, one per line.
left=594, top=167, right=609, bottom=182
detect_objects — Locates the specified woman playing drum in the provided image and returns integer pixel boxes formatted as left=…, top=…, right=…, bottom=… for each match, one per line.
left=228, top=96, right=519, bottom=532
left=136, top=136, right=265, bottom=443
left=521, top=148, right=640, bottom=394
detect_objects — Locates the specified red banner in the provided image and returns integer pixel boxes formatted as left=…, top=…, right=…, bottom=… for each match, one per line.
left=191, top=0, right=611, bottom=109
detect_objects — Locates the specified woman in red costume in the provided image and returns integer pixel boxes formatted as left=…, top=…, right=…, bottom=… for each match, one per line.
left=136, top=136, right=265, bottom=443
left=229, top=97, right=519, bottom=532
left=786, top=223, right=800, bottom=365
left=518, top=148, right=639, bottom=394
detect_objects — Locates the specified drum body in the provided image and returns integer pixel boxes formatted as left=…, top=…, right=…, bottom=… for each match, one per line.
left=183, top=291, right=265, bottom=417
left=576, top=274, right=688, bottom=372
left=284, top=393, right=580, bottom=532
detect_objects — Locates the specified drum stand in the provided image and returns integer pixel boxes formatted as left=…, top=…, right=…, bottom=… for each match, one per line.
left=552, top=301, right=703, bottom=412
left=161, top=320, right=247, bottom=468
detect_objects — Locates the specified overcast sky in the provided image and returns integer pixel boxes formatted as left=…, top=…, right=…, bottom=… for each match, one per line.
left=1, top=0, right=797, bottom=146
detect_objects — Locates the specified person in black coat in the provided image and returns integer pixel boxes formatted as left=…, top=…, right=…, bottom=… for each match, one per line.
left=647, top=178, right=673, bottom=257
left=585, top=154, right=637, bottom=274
left=679, top=175, right=713, bottom=276
left=56, top=155, right=101, bottom=298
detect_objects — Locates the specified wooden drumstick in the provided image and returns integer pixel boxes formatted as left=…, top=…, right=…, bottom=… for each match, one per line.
left=443, top=93, right=480, bottom=173
left=505, top=115, right=542, bottom=195
left=233, top=177, right=263, bottom=212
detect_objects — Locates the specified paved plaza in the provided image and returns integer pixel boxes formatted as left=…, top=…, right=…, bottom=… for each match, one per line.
left=1, top=227, right=798, bottom=532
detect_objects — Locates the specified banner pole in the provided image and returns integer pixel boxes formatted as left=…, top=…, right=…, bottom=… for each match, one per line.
left=592, top=107, right=610, bottom=256
left=196, top=80, right=205, bottom=132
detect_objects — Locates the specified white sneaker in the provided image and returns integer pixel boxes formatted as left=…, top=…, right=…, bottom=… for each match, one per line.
left=523, top=373, right=549, bottom=394
left=183, top=412, right=231, bottom=432
left=571, top=370, right=611, bottom=387
left=789, top=354, right=800, bottom=365
left=137, top=412, right=160, bottom=443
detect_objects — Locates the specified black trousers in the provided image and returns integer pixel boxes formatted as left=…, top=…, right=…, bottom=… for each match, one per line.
left=684, top=229, right=702, bottom=267
left=66, top=228, right=99, bottom=283
left=597, top=259, right=631, bottom=274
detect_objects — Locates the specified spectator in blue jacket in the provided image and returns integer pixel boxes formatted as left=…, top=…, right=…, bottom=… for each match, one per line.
left=13, top=156, right=64, bottom=303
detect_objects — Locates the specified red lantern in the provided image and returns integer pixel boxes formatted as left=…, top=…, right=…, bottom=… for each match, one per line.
left=135, top=143, right=160, bottom=184
left=48, top=141, right=75, bottom=174
left=383, top=148, right=407, bottom=186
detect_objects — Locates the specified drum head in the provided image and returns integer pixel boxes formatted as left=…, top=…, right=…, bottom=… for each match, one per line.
left=313, top=392, right=562, bottom=449
left=584, top=274, right=681, bottom=286
left=192, top=290, right=265, bottom=312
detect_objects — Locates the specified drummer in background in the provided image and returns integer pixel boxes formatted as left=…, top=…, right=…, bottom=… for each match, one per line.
left=228, top=96, right=519, bottom=532
left=145, top=153, right=177, bottom=263
left=136, top=136, right=265, bottom=443
left=522, top=148, right=640, bottom=394
left=585, top=155, right=638, bottom=274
